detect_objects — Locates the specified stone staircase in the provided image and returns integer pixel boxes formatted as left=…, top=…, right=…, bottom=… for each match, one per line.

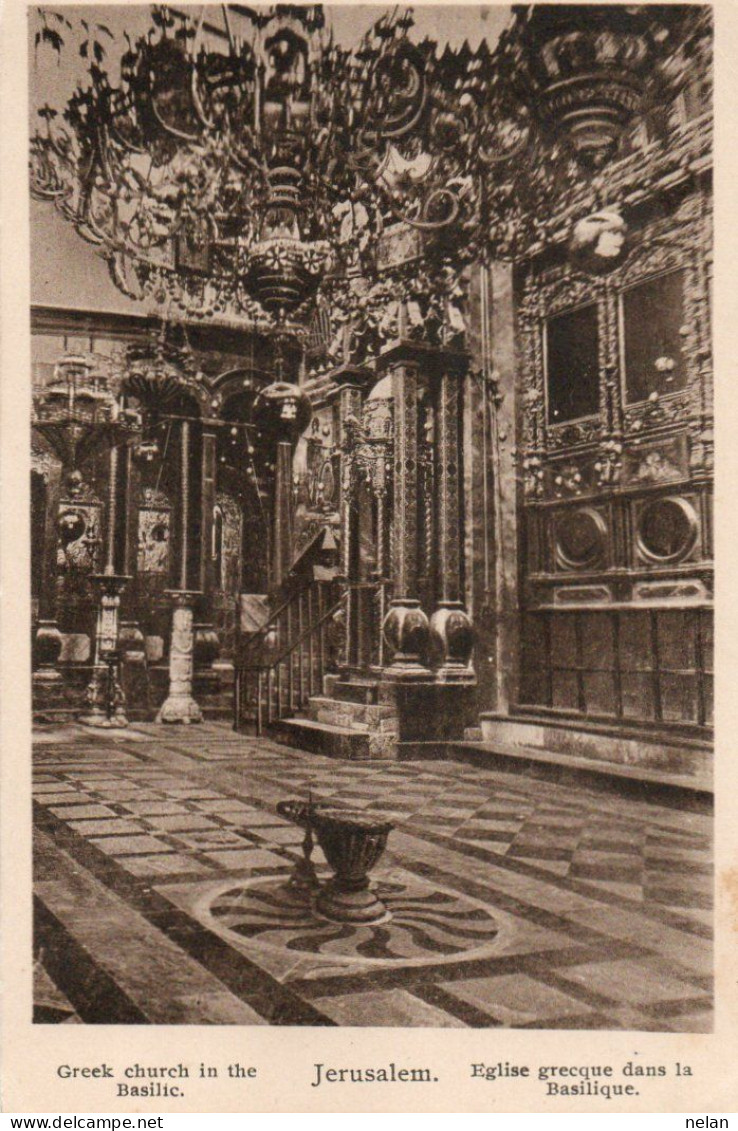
left=272, top=676, right=399, bottom=760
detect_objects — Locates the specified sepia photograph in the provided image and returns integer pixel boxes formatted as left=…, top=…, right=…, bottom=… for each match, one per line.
left=27, top=0, right=713, bottom=1036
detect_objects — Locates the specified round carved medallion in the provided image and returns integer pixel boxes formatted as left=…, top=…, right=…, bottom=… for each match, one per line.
left=555, top=507, right=607, bottom=570
left=637, top=497, right=698, bottom=563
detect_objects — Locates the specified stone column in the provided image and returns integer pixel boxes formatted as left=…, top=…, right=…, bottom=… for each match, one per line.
left=158, top=418, right=203, bottom=723
left=80, top=443, right=131, bottom=727
left=271, top=439, right=294, bottom=590
left=379, top=342, right=431, bottom=679
left=199, top=424, right=218, bottom=597
left=32, top=457, right=64, bottom=687
left=429, top=357, right=475, bottom=682
left=157, top=589, right=203, bottom=723
left=122, top=443, right=140, bottom=578
left=374, top=482, right=389, bottom=670
left=465, top=261, right=519, bottom=714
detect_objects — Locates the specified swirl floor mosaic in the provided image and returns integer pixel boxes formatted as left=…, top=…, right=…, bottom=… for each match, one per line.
left=32, top=722, right=713, bottom=1028
left=207, top=875, right=501, bottom=967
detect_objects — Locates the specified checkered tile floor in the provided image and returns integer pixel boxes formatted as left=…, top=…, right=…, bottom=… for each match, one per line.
left=32, top=723, right=712, bottom=1030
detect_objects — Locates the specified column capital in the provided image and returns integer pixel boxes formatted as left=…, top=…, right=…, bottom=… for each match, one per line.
left=377, top=338, right=469, bottom=376
left=164, top=588, right=203, bottom=607
left=89, top=571, right=131, bottom=597
left=326, top=363, right=375, bottom=394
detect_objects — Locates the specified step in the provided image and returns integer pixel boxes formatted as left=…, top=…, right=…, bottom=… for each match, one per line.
left=271, top=717, right=396, bottom=761
left=333, top=679, right=380, bottom=705
left=445, top=739, right=712, bottom=812
left=307, top=695, right=397, bottom=731
left=201, top=705, right=233, bottom=722
left=480, top=711, right=711, bottom=775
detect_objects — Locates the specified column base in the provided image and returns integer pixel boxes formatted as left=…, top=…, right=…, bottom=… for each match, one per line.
left=433, top=664, right=477, bottom=685
left=32, top=665, right=68, bottom=721
left=79, top=715, right=130, bottom=730
left=156, top=695, right=203, bottom=725
left=381, top=599, right=432, bottom=681
left=33, top=619, right=63, bottom=674
left=79, top=663, right=129, bottom=729
left=429, top=602, right=475, bottom=683
left=381, top=659, right=434, bottom=682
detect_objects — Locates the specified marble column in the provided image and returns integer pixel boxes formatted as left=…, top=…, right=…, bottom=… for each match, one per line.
left=80, top=443, right=131, bottom=727
left=379, top=342, right=431, bottom=679
left=122, top=443, right=140, bottom=578
left=157, top=589, right=203, bottom=723
left=429, top=358, right=475, bottom=682
left=158, top=418, right=203, bottom=723
left=118, top=444, right=148, bottom=712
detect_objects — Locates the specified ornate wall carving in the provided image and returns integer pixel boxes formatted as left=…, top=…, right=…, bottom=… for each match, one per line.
left=516, top=185, right=712, bottom=730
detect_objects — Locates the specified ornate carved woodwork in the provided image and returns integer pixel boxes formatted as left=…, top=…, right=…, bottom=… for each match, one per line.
left=378, top=344, right=432, bottom=678
left=517, top=185, right=712, bottom=730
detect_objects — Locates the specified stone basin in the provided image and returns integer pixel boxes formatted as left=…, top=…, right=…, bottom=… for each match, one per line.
left=277, top=799, right=394, bottom=924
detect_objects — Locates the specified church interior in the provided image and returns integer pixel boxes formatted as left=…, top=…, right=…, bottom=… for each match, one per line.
left=30, top=3, right=713, bottom=1029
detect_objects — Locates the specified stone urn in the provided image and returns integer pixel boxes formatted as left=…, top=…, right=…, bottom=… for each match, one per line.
left=311, top=806, right=394, bottom=924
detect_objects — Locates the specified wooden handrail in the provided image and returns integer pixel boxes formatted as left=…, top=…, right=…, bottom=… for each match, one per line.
left=234, top=578, right=391, bottom=735
left=241, top=590, right=346, bottom=672
left=238, top=576, right=331, bottom=660
left=234, top=583, right=347, bottom=734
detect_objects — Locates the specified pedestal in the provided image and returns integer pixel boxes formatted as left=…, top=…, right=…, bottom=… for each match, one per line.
left=33, top=619, right=63, bottom=682
left=157, top=590, right=203, bottom=724
left=429, top=601, right=475, bottom=683
left=80, top=573, right=130, bottom=728
left=32, top=619, right=66, bottom=717
left=382, top=598, right=432, bottom=680
left=119, top=620, right=149, bottom=716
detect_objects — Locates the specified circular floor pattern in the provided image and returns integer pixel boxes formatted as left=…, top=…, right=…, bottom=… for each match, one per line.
left=207, top=875, right=501, bottom=967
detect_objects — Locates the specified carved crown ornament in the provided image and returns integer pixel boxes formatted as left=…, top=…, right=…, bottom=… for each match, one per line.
left=31, top=4, right=710, bottom=337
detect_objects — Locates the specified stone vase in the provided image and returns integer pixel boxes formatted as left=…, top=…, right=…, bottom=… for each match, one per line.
left=311, top=806, right=394, bottom=924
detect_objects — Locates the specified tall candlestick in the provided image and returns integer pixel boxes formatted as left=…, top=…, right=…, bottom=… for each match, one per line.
left=180, top=419, right=190, bottom=590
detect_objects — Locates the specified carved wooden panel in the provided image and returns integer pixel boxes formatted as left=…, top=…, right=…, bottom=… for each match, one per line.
left=516, top=189, right=712, bottom=729
left=136, top=488, right=172, bottom=576
left=518, top=190, right=712, bottom=504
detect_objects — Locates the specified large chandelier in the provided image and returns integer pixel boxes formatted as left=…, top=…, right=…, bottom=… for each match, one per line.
left=32, top=353, right=140, bottom=470
left=30, top=4, right=694, bottom=325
